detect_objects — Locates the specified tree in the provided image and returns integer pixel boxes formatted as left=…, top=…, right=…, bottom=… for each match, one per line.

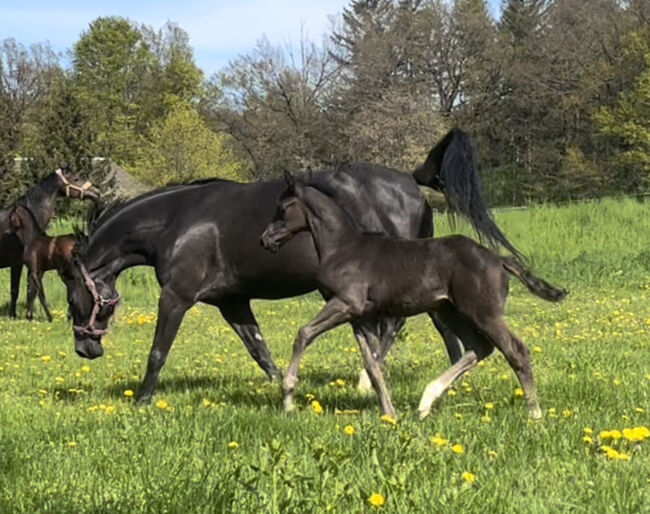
left=0, top=38, right=60, bottom=205
left=130, top=103, right=245, bottom=186
left=594, top=30, right=650, bottom=193
left=206, top=35, right=341, bottom=177
left=72, top=17, right=156, bottom=166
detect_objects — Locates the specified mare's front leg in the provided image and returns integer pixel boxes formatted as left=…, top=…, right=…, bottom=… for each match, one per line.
left=31, top=272, right=53, bottom=322
left=136, top=287, right=191, bottom=405
left=219, top=299, right=282, bottom=382
left=10, top=264, right=21, bottom=318
left=356, top=316, right=404, bottom=394
left=353, top=324, right=396, bottom=417
left=284, top=297, right=353, bottom=413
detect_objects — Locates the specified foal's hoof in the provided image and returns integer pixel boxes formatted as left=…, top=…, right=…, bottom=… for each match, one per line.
left=283, top=398, right=297, bottom=415
left=529, top=406, right=543, bottom=421
left=418, top=407, right=432, bottom=420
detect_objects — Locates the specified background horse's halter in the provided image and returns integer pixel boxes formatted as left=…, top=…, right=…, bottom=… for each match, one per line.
left=55, top=169, right=94, bottom=198
left=73, top=262, right=120, bottom=339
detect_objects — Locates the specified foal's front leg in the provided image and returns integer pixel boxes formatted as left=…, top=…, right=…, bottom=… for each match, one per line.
left=283, top=297, right=353, bottom=413
left=30, top=272, right=53, bottom=322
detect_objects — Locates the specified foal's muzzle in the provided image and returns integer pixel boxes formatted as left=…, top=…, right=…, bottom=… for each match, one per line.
left=260, top=224, right=292, bottom=253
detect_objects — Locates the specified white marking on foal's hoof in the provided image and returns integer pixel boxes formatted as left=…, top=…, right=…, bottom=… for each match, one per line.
left=283, top=396, right=297, bottom=414
left=418, top=406, right=431, bottom=420
left=417, top=380, right=445, bottom=420
left=356, top=369, right=373, bottom=395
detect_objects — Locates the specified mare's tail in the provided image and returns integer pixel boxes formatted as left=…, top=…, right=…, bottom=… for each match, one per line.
left=413, top=128, right=525, bottom=262
left=502, top=258, right=568, bottom=302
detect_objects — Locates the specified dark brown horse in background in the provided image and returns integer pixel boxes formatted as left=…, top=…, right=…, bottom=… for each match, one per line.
left=0, top=168, right=99, bottom=317
left=261, top=173, right=567, bottom=419
left=7, top=203, right=77, bottom=321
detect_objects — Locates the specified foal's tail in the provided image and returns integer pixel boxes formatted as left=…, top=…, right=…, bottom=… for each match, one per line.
left=502, top=258, right=568, bottom=302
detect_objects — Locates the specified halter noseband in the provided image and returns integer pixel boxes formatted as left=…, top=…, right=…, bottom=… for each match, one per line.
left=55, top=169, right=94, bottom=199
left=72, top=262, right=120, bottom=339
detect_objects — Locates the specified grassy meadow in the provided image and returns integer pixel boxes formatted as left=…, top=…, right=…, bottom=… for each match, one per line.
left=0, top=198, right=649, bottom=513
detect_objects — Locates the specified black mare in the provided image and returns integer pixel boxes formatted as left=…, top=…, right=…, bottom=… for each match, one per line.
left=260, top=174, right=567, bottom=418
left=58, top=129, right=521, bottom=405
left=0, top=168, right=99, bottom=317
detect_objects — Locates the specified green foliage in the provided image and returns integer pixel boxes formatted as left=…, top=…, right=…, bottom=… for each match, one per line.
left=1, top=199, right=650, bottom=512
left=594, top=31, right=650, bottom=193
left=129, top=104, right=246, bottom=186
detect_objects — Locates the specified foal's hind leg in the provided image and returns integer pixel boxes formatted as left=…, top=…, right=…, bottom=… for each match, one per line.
left=479, top=317, right=541, bottom=420
left=284, top=297, right=353, bottom=413
left=219, top=299, right=282, bottom=382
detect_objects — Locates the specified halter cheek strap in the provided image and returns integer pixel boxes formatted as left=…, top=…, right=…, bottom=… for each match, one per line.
left=55, top=169, right=94, bottom=199
left=72, top=262, right=120, bottom=339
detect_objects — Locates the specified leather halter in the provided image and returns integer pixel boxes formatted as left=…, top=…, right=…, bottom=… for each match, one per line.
left=55, top=169, right=94, bottom=199
left=72, top=262, right=120, bottom=339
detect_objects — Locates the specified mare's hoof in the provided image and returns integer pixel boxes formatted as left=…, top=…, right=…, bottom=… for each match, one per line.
left=356, top=369, right=374, bottom=395
left=136, top=395, right=152, bottom=407
left=529, top=406, right=543, bottom=421
left=268, top=371, right=283, bottom=383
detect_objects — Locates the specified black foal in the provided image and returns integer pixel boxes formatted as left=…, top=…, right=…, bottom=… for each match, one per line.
left=261, top=172, right=567, bottom=419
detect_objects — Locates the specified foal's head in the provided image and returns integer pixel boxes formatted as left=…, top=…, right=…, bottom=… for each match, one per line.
left=56, top=241, right=120, bottom=360
left=261, top=171, right=309, bottom=252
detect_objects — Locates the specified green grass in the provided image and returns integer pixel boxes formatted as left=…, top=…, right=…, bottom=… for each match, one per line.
left=0, top=198, right=649, bottom=513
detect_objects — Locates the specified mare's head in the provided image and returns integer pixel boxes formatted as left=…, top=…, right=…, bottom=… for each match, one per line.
left=261, top=171, right=310, bottom=252
left=55, top=239, right=119, bottom=359
left=53, top=166, right=100, bottom=201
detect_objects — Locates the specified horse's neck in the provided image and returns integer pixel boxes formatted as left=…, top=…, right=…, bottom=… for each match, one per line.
left=21, top=176, right=58, bottom=229
left=86, top=216, right=161, bottom=280
left=304, top=192, right=359, bottom=260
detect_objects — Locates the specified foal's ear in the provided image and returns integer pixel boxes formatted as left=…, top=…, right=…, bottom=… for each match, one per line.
left=284, top=170, right=296, bottom=193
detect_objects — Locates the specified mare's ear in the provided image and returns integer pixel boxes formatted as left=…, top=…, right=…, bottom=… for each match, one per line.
left=284, top=170, right=296, bottom=194
left=9, top=208, right=21, bottom=230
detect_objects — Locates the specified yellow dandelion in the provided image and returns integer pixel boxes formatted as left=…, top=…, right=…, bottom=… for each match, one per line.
left=41, top=355, right=52, bottom=363
left=104, top=405, right=115, bottom=414
left=81, top=365, right=91, bottom=373
left=533, top=346, right=542, bottom=354
left=451, top=444, right=465, bottom=454
left=514, top=387, right=524, bottom=398
left=584, top=427, right=593, bottom=435
left=124, top=389, right=134, bottom=398
left=67, top=441, right=77, bottom=448
left=583, top=436, right=593, bottom=445
left=485, top=402, right=494, bottom=410
left=344, top=425, right=355, bottom=436
left=488, top=450, right=498, bottom=459
left=380, top=414, right=397, bottom=426
left=155, top=399, right=170, bottom=410
left=635, top=407, right=645, bottom=413
left=461, top=471, right=476, bottom=484
left=311, top=400, right=324, bottom=414
left=228, top=441, right=239, bottom=449
left=368, top=493, right=385, bottom=507
left=335, top=378, right=346, bottom=387
left=430, top=435, right=449, bottom=447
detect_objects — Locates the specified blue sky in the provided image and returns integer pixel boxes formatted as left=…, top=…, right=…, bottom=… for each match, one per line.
left=0, top=0, right=501, bottom=77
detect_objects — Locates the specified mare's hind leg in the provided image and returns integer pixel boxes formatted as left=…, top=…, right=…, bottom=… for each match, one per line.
left=478, top=317, right=541, bottom=420
left=284, top=297, right=353, bottom=413
left=10, top=264, right=21, bottom=318
left=137, top=287, right=191, bottom=405
left=219, top=299, right=282, bottom=382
